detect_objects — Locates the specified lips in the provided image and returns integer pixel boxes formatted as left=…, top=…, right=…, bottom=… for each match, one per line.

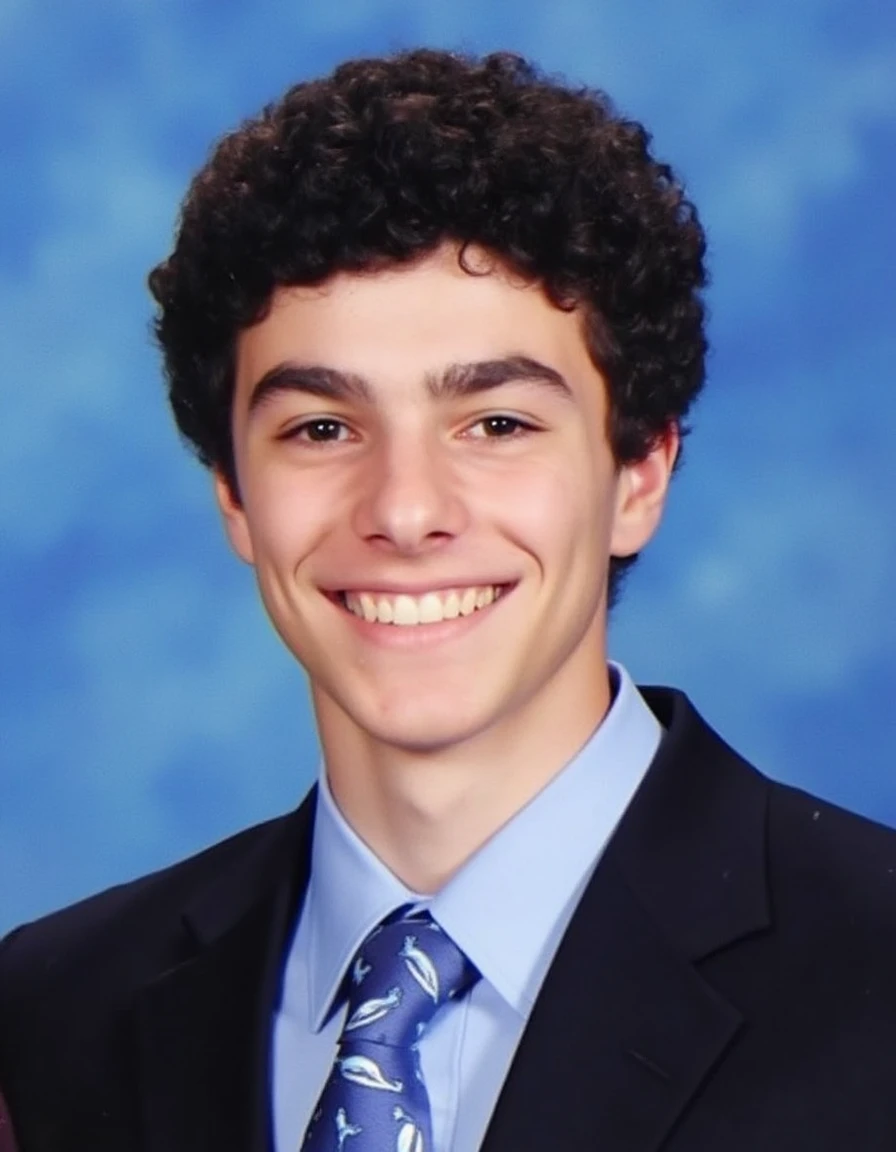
left=339, top=584, right=506, bottom=625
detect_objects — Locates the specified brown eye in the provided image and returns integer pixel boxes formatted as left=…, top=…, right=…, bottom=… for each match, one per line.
left=468, top=415, right=533, bottom=439
left=293, top=419, right=349, bottom=442
left=482, top=416, right=522, bottom=436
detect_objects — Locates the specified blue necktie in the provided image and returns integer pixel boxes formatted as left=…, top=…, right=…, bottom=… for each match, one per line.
left=302, top=909, right=479, bottom=1152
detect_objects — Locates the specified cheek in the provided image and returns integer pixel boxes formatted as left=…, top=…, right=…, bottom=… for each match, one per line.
left=240, top=431, right=369, bottom=527
left=241, top=475, right=333, bottom=572
left=472, top=450, right=613, bottom=554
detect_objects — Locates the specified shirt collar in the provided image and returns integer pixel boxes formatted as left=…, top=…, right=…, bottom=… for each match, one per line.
left=303, top=662, right=661, bottom=1028
left=304, top=772, right=424, bottom=1030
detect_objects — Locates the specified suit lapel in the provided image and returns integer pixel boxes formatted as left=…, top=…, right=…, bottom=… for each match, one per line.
left=481, top=859, right=742, bottom=1151
left=482, top=689, right=771, bottom=1152
left=134, top=796, right=315, bottom=1152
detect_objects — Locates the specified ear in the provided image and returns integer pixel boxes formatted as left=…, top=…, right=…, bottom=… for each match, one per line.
left=610, top=423, right=680, bottom=558
left=213, top=471, right=255, bottom=565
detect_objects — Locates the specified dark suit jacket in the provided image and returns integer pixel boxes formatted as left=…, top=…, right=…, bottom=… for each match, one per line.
left=0, top=1090, right=17, bottom=1152
left=3, top=687, right=896, bottom=1150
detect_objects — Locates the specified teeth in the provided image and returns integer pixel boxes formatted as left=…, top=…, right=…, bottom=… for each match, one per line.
left=418, top=593, right=444, bottom=624
left=343, top=585, right=503, bottom=626
left=392, top=595, right=418, bottom=626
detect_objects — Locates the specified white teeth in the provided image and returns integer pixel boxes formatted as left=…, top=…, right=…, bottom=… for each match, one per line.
left=418, top=593, right=444, bottom=624
left=342, top=585, right=503, bottom=626
left=476, top=587, right=495, bottom=609
left=460, top=588, right=477, bottom=616
left=392, top=595, right=418, bottom=626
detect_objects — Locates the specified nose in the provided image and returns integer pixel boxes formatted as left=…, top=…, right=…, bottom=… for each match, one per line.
left=352, top=435, right=467, bottom=554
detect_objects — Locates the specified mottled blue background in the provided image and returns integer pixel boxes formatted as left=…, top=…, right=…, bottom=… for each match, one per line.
left=2, top=0, right=895, bottom=934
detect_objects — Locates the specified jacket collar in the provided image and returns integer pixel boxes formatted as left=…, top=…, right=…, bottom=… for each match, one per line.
left=609, top=686, right=770, bottom=961
left=481, top=687, right=771, bottom=1152
left=133, top=794, right=316, bottom=1152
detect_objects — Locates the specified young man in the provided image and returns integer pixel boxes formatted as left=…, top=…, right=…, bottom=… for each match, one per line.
left=2, top=48, right=896, bottom=1152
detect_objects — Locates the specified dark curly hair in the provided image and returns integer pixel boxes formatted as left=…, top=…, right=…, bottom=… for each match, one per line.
left=149, top=48, right=708, bottom=603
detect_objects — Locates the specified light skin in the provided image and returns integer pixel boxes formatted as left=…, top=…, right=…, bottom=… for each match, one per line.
left=216, top=243, right=678, bottom=892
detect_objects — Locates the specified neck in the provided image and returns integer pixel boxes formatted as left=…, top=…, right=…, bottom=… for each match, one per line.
left=314, top=664, right=613, bottom=893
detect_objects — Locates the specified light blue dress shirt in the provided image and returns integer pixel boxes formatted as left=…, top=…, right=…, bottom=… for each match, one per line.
left=272, top=663, right=662, bottom=1151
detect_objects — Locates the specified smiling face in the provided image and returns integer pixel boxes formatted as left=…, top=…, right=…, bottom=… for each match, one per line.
left=217, top=244, right=676, bottom=770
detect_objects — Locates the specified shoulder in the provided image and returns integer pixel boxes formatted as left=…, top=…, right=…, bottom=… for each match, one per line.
left=768, top=772, right=896, bottom=859
left=639, top=684, right=896, bottom=950
left=765, top=777, right=896, bottom=939
left=0, top=807, right=305, bottom=1026
left=646, top=681, right=896, bottom=859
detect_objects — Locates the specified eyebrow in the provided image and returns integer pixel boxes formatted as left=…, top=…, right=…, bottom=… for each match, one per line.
left=246, top=355, right=572, bottom=413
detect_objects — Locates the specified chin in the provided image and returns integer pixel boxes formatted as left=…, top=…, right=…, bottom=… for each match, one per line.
left=354, top=697, right=496, bottom=756
left=369, top=718, right=479, bottom=756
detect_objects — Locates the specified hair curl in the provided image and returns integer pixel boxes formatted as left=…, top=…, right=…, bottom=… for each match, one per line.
left=149, top=48, right=708, bottom=603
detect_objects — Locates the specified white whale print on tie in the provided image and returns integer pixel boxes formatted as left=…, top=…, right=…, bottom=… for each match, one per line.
left=399, top=936, right=439, bottom=1002
left=344, top=986, right=403, bottom=1032
left=393, top=1106, right=425, bottom=1152
left=352, top=955, right=372, bottom=986
left=335, top=1107, right=362, bottom=1149
left=338, top=1054, right=404, bottom=1093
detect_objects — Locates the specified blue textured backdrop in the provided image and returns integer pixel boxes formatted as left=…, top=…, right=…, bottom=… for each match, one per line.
left=2, top=0, right=895, bottom=934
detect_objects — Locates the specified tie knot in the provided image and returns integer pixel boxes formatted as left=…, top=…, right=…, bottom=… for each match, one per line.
left=341, top=910, right=478, bottom=1050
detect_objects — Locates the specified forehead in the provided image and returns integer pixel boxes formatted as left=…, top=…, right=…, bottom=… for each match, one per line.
left=233, top=244, right=597, bottom=398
